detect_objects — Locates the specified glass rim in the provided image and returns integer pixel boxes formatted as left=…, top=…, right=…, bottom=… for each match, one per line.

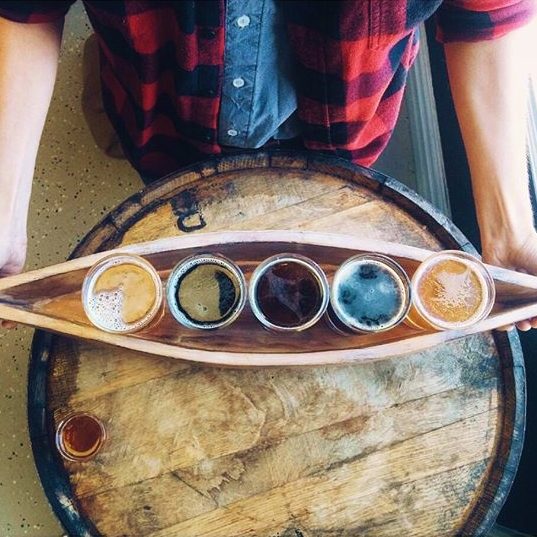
left=82, top=253, right=163, bottom=334
left=55, top=412, right=106, bottom=462
left=249, top=253, right=330, bottom=332
left=330, top=253, right=411, bottom=333
left=166, top=253, right=247, bottom=330
left=410, top=250, right=496, bottom=330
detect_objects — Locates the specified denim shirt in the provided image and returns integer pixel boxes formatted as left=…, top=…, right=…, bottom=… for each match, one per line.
left=218, top=0, right=300, bottom=148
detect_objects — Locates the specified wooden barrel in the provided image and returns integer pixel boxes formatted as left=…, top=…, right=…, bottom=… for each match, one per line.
left=28, top=151, right=525, bottom=537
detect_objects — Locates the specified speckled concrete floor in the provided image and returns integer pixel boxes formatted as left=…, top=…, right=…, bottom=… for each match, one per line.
left=0, top=4, right=141, bottom=536
left=0, top=4, right=419, bottom=537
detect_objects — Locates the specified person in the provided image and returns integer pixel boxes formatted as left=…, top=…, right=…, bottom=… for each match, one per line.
left=0, top=0, right=536, bottom=330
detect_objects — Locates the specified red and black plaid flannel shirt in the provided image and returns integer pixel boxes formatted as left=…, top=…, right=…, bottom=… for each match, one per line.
left=0, top=1, right=534, bottom=180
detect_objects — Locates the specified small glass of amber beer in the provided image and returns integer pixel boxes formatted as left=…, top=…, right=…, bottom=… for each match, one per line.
left=249, top=254, right=329, bottom=332
left=406, top=250, right=495, bottom=331
left=55, top=413, right=106, bottom=462
left=82, top=254, right=163, bottom=334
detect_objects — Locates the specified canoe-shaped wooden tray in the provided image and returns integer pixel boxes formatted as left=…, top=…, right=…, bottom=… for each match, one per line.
left=1, top=230, right=537, bottom=366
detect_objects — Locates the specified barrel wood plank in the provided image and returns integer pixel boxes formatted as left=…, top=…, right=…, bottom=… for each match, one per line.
left=28, top=151, right=524, bottom=537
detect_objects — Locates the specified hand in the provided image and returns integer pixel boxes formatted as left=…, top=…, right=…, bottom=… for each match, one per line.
left=0, top=233, right=27, bottom=329
left=483, top=229, right=537, bottom=331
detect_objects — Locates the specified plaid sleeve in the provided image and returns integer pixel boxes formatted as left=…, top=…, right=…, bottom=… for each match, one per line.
left=437, top=0, right=536, bottom=42
left=0, top=1, right=75, bottom=23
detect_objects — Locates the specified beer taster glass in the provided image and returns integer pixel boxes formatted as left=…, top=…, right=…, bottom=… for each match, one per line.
left=406, top=250, right=495, bottom=331
left=166, top=254, right=246, bottom=330
left=55, top=413, right=106, bottom=462
left=249, top=253, right=329, bottom=332
left=82, top=254, right=163, bottom=334
left=327, top=254, right=411, bottom=334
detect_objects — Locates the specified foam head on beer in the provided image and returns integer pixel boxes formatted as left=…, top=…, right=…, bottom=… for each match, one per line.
left=82, top=254, right=163, bottom=333
left=407, top=251, right=495, bottom=331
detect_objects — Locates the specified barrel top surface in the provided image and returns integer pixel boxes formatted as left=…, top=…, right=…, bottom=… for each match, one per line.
left=28, top=151, right=525, bottom=537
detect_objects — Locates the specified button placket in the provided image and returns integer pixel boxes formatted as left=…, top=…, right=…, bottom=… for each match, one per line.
left=219, top=2, right=262, bottom=147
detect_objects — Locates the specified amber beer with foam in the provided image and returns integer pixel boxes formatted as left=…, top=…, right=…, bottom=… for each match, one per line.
left=82, top=254, right=163, bottom=333
left=406, top=251, right=495, bottom=331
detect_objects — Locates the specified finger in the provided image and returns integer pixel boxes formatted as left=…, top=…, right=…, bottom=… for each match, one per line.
left=516, top=320, right=532, bottom=331
left=0, top=320, right=17, bottom=330
left=530, top=318, right=537, bottom=329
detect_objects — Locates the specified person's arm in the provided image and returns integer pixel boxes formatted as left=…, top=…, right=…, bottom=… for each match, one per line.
left=0, top=16, right=63, bottom=277
left=444, top=22, right=537, bottom=330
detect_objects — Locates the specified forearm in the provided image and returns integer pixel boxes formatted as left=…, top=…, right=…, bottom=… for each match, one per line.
left=444, top=24, right=534, bottom=256
left=0, top=17, right=62, bottom=237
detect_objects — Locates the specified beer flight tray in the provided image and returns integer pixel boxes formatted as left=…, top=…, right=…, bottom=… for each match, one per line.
left=1, top=229, right=537, bottom=367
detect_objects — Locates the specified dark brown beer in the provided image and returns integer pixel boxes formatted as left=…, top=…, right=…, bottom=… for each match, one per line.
left=250, top=254, right=329, bottom=331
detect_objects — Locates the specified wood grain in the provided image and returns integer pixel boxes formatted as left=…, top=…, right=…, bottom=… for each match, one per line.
left=27, top=152, right=524, bottom=537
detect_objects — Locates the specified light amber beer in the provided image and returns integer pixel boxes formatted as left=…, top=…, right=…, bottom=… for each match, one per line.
left=406, top=251, right=495, bottom=331
left=82, top=254, right=163, bottom=333
left=166, top=254, right=246, bottom=330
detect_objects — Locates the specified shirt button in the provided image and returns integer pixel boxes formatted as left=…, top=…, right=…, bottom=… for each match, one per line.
left=227, top=129, right=238, bottom=137
left=237, top=15, right=250, bottom=28
left=232, top=77, right=245, bottom=88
